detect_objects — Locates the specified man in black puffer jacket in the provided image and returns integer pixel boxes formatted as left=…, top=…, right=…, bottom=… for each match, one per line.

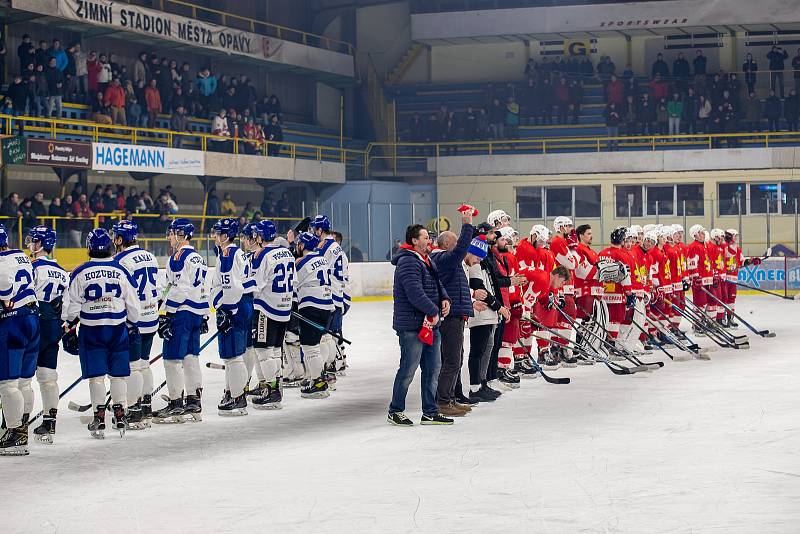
left=430, top=210, right=475, bottom=416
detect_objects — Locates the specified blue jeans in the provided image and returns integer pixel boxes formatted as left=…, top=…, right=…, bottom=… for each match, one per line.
left=389, top=329, right=441, bottom=416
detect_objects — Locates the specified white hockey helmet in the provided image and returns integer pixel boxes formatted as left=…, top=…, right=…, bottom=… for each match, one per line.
left=498, top=226, right=518, bottom=241
left=689, top=224, right=706, bottom=240
left=532, top=224, right=550, bottom=242
left=643, top=230, right=659, bottom=244
left=487, top=209, right=510, bottom=228
left=672, top=224, right=684, bottom=234
left=725, top=228, right=739, bottom=237
left=660, top=225, right=676, bottom=239
left=628, top=224, right=643, bottom=236
left=553, top=216, right=574, bottom=233
left=625, top=226, right=639, bottom=239
left=642, top=224, right=656, bottom=234
left=710, top=228, right=725, bottom=241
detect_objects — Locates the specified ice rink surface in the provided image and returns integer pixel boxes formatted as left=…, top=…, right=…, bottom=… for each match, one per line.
left=3, top=295, right=800, bottom=533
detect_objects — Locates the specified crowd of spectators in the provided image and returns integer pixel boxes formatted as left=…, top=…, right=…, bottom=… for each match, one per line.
left=3, top=35, right=287, bottom=155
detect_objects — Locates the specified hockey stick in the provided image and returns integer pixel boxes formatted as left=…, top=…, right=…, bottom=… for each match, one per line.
left=26, top=319, right=82, bottom=424
left=670, top=299, right=747, bottom=349
left=735, top=282, right=795, bottom=300
left=553, top=306, right=662, bottom=370
left=150, top=331, right=219, bottom=402
left=628, top=316, right=675, bottom=360
left=649, top=303, right=712, bottom=354
left=682, top=297, right=749, bottom=343
left=700, top=286, right=776, bottom=338
left=664, top=298, right=733, bottom=349
left=513, top=339, right=570, bottom=384
left=291, top=311, right=352, bottom=345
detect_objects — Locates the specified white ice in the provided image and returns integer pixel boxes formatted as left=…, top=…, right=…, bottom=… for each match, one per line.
left=3, top=296, right=800, bottom=533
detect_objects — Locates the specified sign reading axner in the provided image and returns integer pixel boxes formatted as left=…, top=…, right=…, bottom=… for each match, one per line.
left=92, top=143, right=204, bottom=175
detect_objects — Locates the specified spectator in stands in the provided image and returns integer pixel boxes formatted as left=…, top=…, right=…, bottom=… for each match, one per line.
left=651, top=53, right=669, bottom=79
left=765, top=89, right=782, bottom=131
left=260, top=192, right=275, bottom=217
left=793, top=50, right=800, bottom=95
left=96, top=53, right=112, bottom=95
left=45, top=57, right=64, bottom=119
left=91, top=90, right=112, bottom=124
left=243, top=115, right=264, bottom=155
left=144, top=78, right=162, bottom=128
left=649, top=73, right=669, bottom=103
left=673, top=52, right=691, bottom=92
left=222, top=85, right=237, bottom=114
left=1, top=193, right=21, bottom=235
left=604, top=102, right=620, bottom=150
left=728, top=73, right=742, bottom=104
left=723, top=100, right=739, bottom=147
left=196, top=68, right=217, bottom=114
left=743, top=92, right=761, bottom=132
left=104, top=77, right=126, bottom=125
left=639, top=93, right=654, bottom=135
left=536, top=78, right=553, bottom=126
left=621, top=63, right=634, bottom=81
left=693, top=49, right=707, bottom=86
left=785, top=90, right=799, bottom=131
left=170, top=105, right=190, bottom=148
left=157, top=58, right=173, bottom=112
left=276, top=192, right=292, bottom=224
left=48, top=196, right=68, bottom=239
left=606, top=74, right=624, bottom=106
left=49, top=39, right=67, bottom=72
left=667, top=93, right=683, bottom=135
left=20, top=198, right=38, bottom=235
left=408, top=112, right=425, bottom=153
left=64, top=43, right=76, bottom=102
left=211, top=108, right=231, bottom=152
left=683, top=87, right=698, bottom=134
left=72, top=43, right=88, bottom=102
left=597, top=55, right=616, bottom=86
left=505, top=96, right=520, bottom=140
left=134, top=52, right=149, bottom=86
left=554, top=77, right=570, bottom=124
left=125, top=187, right=140, bottom=213
left=31, top=192, right=46, bottom=220
left=622, top=94, right=637, bottom=136
left=221, top=192, right=236, bottom=216
left=227, top=109, right=242, bottom=153
left=123, top=80, right=142, bottom=127
left=34, top=40, right=49, bottom=68
left=768, top=45, right=789, bottom=98
left=519, top=78, right=535, bottom=126
left=488, top=97, right=505, bottom=139
left=656, top=97, right=668, bottom=136
left=171, top=86, right=187, bottom=114
left=17, top=35, right=34, bottom=74
left=623, top=74, right=639, bottom=99
left=7, top=75, right=28, bottom=117
left=743, top=53, right=758, bottom=96
left=87, top=51, right=100, bottom=96
left=261, top=113, right=282, bottom=156
left=205, top=188, right=220, bottom=216
left=710, top=104, right=725, bottom=146
left=568, top=79, right=583, bottom=125
left=70, top=193, right=93, bottom=246
left=696, top=94, right=711, bottom=133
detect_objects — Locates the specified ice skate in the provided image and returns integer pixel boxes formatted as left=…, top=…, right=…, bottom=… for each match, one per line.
left=282, top=376, right=303, bottom=388
left=251, top=381, right=282, bottom=410
left=543, top=350, right=560, bottom=370
left=152, top=399, right=185, bottom=424
left=0, top=426, right=29, bottom=456
left=489, top=378, right=512, bottom=392
left=245, top=380, right=268, bottom=397
left=112, top=404, right=127, bottom=437
left=141, top=394, right=153, bottom=420
left=33, top=409, right=57, bottom=445
left=325, top=362, right=338, bottom=390
left=498, top=368, right=521, bottom=389
left=218, top=392, right=248, bottom=416
left=183, top=390, right=203, bottom=422
left=87, top=407, right=106, bottom=439
left=300, top=376, right=330, bottom=399
left=517, top=358, right=542, bottom=376
left=127, top=404, right=150, bottom=430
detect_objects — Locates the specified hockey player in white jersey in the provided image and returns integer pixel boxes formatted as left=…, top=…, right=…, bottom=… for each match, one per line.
left=310, top=215, right=349, bottom=376
left=63, top=228, right=140, bottom=439
left=155, top=218, right=209, bottom=423
left=112, top=220, right=160, bottom=429
left=26, top=226, right=67, bottom=444
left=250, top=219, right=295, bottom=409
left=0, top=223, right=40, bottom=456
left=238, top=223, right=264, bottom=395
left=293, top=231, right=334, bottom=399
left=210, top=218, right=251, bottom=416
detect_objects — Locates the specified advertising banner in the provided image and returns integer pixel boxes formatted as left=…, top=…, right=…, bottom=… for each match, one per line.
left=92, top=142, right=205, bottom=175
left=27, top=138, right=91, bottom=168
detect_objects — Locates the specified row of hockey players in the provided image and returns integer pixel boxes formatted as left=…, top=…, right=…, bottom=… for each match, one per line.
left=464, top=209, right=755, bottom=391
left=0, top=213, right=349, bottom=455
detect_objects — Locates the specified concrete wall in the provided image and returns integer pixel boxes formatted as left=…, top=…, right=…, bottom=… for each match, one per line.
left=348, top=262, right=395, bottom=297
left=356, top=1, right=411, bottom=79
left=203, top=152, right=345, bottom=183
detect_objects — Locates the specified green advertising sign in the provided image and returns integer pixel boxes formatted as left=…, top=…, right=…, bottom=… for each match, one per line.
left=2, top=136, right=26, bottom=165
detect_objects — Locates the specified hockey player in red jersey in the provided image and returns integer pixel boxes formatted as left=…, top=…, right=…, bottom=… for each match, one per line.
left=549, top=217, right=581, bottom=367
left=722, top=229, right=743, bottom=326
left=573, top=224, right=601, bottom=320
left=707, top=229, right=727, bottom=323
left=598, top=227, right=635, bottom=342
left=686, top=225, right=713, bottom=333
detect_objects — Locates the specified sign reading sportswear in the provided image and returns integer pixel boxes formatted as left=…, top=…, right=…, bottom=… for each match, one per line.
left=11, top=0, right=355, bottom=78
left=92, top=143, right=204, bottom=175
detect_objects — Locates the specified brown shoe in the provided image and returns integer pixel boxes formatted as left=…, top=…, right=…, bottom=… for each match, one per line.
left=453, top=401, right=472, bottom=413
left=437, top=402, right=467, bottom=417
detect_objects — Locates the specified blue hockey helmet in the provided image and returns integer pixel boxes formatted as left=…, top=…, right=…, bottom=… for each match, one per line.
left=111, top=219, right=139, bottom=243
left=0, top=223, right=8, bottom=248
left=211, top=217, right=239, bottom=241
left=310, top=214, right=331, bottom=233
left=297, top=231, right=320, bottom=251
left=167, top=218, right=194, bottom=239
left=240, top=222, right=257, bottom=238
left=255, top=219, right=277, bottom=242
left=26, top=225, right=57, bottom=251
left=86, top=228, right=113, bottom=254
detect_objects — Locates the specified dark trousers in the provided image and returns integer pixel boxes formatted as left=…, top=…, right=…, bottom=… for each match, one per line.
left=467, top=324, right=495, bottom=387
left=436, top=316, right=465, bottom=403
left=486, top=318, right=505, bottom=382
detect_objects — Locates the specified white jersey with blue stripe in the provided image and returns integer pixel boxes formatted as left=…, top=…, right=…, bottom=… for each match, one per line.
left=31, top=256, right=68, bottom=303
left=294, top=251, right=333, bottom=311
left=319, top=237, right=349, bottom=309
left=165, top=245, right=209, bottom=316
left=0, top=249, right=37, bottom=309
left=211, top=244, right=246, bottom=312
left=64, top=257, right=140, bottom=327
left=252, top=244, right=295, bottom=321
left=242, top=251, right=257, bottom=295
left=115, top=246, right=160, bottom=334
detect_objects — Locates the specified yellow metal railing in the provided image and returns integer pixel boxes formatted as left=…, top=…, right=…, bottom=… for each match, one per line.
left=0, top=113, right=364, bottom=165
left=138, top=0, right=354, bottom=55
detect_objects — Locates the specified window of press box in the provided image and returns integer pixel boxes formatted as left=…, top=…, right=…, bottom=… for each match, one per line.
left=718, top=183, right=746, bottom=216
left=516, top=186, right=543, bottom=219
left=780, top=182, right=800, bottom=214
left=545, top=187, right=572, bottom=218
left=645, top=185, right=673, bottom=216
left=574, top=185, right=601, bottom=218
left=615, top=185, right=643, bottom=218
left=749, top=183, right=779, bottom=214
left=676, top=184, right=704, bottom=216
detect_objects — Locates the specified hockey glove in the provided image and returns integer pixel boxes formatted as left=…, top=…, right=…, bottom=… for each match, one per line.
left=62, top=324, right=79, bottom=355
left=743, top=257, right=762, bottom=267
left=216, top=309, right=233, bottom=334
left=566, top=229, right=579, bottom=249
left=712, top=275, right=720, bottom=288
left=201, top=316, right=210, bottom=334
left=682, top=279, right=691, bottom=292
left=625, top=293, right=637, bottom=309
left=126, top=321, right=139, bottom=338
left=547, top=293, right=565, bottom=310
left=50, top=296, right=63, bottom=316
left=158, top=314, right=174, bottom=340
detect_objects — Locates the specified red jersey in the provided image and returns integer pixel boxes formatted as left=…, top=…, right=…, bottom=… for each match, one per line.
left=706, top=242, right=725, bottom=279
left=515, top=238, right=539, bottom=275
left=521, top=269, right=553, bottom=311
left=539, top=247, right=555, bottom=273
left=628, top=245, right=650, bottom=295
left=574, top=242, right=601, bottom=298
left=724, top=243, right=743, bottom=282
left=686, top=239, right=713, bottom=286
left=598, top=246, right=633, bottom=303
left=647, top=246, right=673, bottom=295
left=668, top=242, right=686, bottom=291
